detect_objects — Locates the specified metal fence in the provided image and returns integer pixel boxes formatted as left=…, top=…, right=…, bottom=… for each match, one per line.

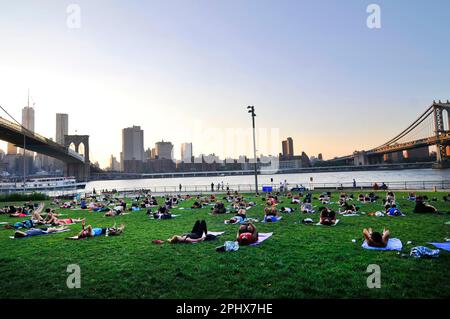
left=1, top=180, right=450, bottom=198
left=83, top=180, right=450, bottom=196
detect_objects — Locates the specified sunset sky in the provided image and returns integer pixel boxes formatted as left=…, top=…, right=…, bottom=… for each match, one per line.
left=1, top=0, right=449, bottom=168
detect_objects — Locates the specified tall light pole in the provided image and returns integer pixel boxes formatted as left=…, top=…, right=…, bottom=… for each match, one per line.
left=247, top=106, right=259, bottom=195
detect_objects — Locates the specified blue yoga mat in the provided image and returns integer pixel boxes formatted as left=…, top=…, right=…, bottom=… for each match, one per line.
left=429, top=242, right=450, bottom=252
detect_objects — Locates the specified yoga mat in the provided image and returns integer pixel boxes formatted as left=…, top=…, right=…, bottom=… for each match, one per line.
left=9, top=228, right=70, bottom=239
left=428, top=242, right=450, bottom=252
left=315, top=219, right=340, bottom=226
left=362, top=238, right=402, bottom=251
left=262, top=216, right=283, bottom=223
left=249, top=232, right=273, bottom=246
left=149, top=214, right=180, bottom=220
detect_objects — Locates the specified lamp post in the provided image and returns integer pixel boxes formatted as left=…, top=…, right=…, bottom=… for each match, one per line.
left=247, top=106, right=259, bottom=195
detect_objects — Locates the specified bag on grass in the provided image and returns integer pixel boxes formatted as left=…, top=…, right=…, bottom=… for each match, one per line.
left=410, top=246, right=440, bottom=258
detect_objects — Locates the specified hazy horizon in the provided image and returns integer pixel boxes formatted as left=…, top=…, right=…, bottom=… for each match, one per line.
left=1, top=0, right=449, bottom=168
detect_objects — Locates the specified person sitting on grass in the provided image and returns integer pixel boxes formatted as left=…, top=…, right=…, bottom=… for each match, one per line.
left=211, top=201, right=226, bottom=214
left=167, top=220, right=208, bottom=243
left=66, top=220, right=125, bottom=240
left=408, top=192, right=417, bottom=201
left=363, top=228, right=390, bottom=248
left=413, top=196, right=437, bottom=213
left=236, top=222, right=258, bottom=245
left=14, top=226, right=69, bottom=238
left=320, top=207, right=337, bottom=225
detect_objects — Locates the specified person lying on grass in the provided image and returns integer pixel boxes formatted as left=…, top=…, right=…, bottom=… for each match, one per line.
left=66, top=219, right=125, bottom=240
left=236, top=222, right=258, bottom=245
left=225, top=208, right=248, bottom=224
left=191, top=201, right=203, bottom=209
left=413, top=196, right=437, bottom=213
left=104, top=205, right=125, bottom=217
left=14, top=226, right=69, bottom=238
left=385, top=204, right=403, bottom=216
left=320, top=207, right=337, bottom=225
left=301, top=199, right=314, bottom=214
left=167, top=219, right=208, bottom=243
left=44, top=212, right=83, bottom=225
left=339, top=201, right=358, bottom=214
left=152, top=206, right=172, bottom=219
left=264, top=206, right=280, bottom=222
left=363, top=228, right=390, bottom=248
left=280, top=206, right=294, bottom=213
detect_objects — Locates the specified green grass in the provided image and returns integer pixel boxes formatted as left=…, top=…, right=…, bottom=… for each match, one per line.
left=0, top=191, right=449, bottom=299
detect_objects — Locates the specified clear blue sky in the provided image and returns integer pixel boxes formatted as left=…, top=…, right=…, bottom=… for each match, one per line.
left=0, top=0, right=449, bottom=167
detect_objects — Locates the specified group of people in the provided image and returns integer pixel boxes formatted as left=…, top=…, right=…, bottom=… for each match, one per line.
left=4, top=187, right=446, bottom=249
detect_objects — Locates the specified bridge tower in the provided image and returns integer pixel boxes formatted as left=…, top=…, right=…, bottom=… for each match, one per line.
left=64, top=135, right=90, bottom=181
left=432, top=100, right=450, bottom=168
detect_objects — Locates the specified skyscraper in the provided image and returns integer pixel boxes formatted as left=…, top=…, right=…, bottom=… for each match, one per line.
left=22, top=106, right=35, bottom=132
left=155, top=140, right=173, bottom=160
left=7, top=143, right=17, bottom=155
left=56, top=113, right=69, bottom=145
left=122, top=126, right=144, bottom=172
left=281, top=137, right=294, bottom=159
left=122, top=126, right=144, bottom=161
left=181, top=142, right=193, bottom=163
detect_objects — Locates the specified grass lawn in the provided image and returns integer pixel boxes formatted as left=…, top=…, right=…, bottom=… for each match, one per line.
left=0, top=191, right=449, bottom=299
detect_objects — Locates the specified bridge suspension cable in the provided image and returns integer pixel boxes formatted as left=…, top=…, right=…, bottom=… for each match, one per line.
left=372, top=104, right=435, bottom=150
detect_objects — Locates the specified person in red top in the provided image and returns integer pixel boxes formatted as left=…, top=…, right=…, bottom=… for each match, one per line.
left=236, top=222, right=258, bottom=245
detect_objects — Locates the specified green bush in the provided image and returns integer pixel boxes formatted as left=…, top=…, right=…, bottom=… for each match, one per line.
left=0, top=192, right=49, bottom=202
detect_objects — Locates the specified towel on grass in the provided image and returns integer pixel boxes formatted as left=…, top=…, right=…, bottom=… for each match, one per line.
left=204, top=231, right=225, bottom=237
left=0, top=222, right=9, bottom=225
left=428, top=242, right=450, bottom=252
left=362, top=238, right=402, bottom=251
left=249, top=232, right=273, bottom=246
left=262, top=216, right=283, bottom=223
left=9, top=228, right=70, bottom=239
left=315, top=219, right=340, bottom=226
left=341, top=213, right=359, bottom=217
left=149, top=214, right=180, bottom=220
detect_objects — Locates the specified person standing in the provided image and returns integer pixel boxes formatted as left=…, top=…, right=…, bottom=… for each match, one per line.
left=211, top=182, right=215, bottom=192
left=353, top=179, right=356, bottom=188
left=179, top=184, right=182, bottom=192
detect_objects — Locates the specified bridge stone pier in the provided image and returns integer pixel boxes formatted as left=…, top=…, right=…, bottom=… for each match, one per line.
left=64, top=135, right=90, bottom=181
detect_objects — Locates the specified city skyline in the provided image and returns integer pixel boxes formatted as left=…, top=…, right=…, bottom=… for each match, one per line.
left=1, top=1, right=449, bottom=168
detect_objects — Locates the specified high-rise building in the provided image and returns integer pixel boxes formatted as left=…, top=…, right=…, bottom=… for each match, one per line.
left=7, top=143, right=17, bottom=155
left=122, top=126, right=144, bottom=161
left=318, top=153, right=323, bottom=161
left=56, top=113, right=69, bottom=145
left=281, top=137, right=294, bottom=159
left=155, top=140, right=173, bottom=160
left=22, top=106, right=35, bottom=132
left=108, top=155, right=121, bottom=171
left=122, top=126, right=144, bottom=173
left=181, top=142, right=193, bottom=163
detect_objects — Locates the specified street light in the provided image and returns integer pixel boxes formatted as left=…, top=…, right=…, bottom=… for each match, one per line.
left=247, top=105, right=259, bottom=195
